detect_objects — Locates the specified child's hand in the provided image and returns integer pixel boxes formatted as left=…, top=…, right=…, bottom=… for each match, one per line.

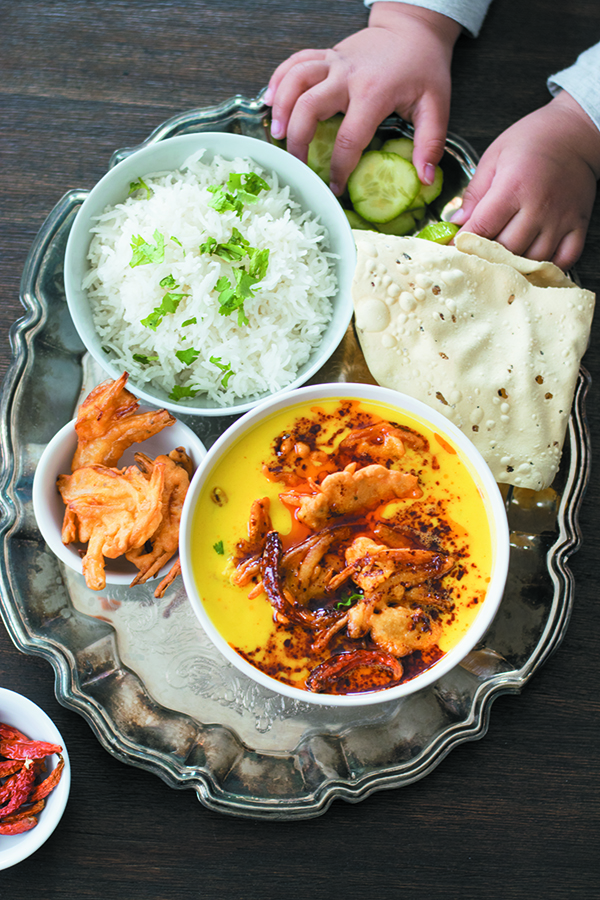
left=452, top=91, right=600, bottom=270
left=264, top=3, right=461, bottom=194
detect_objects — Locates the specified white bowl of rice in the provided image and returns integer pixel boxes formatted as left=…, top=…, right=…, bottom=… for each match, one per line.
left=64, top=132, right=356, bottom=416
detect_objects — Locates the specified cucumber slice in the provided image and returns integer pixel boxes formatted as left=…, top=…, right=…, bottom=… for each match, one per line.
left=416, top=165, right=444, bottom=205
left=347, top=151, right=420, bottom=224
left=416, top=221, right=460, bottom=244
left=307, top=115, right=344, bottom=183
left=381, top=139, right=444, bottom=206
left=344, top=209, right=374, bottom=231
left=376, top=212, right=416, bottom=236
left=408, top=206, right=426, bottom=221
left=380, top=137, right=414, bottom=160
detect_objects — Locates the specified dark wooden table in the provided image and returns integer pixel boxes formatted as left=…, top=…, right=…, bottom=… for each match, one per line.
left=1, top=2, right=599, bottom=897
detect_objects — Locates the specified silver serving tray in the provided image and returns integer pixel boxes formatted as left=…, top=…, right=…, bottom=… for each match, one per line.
left=0, top=96, right=591, bottom=819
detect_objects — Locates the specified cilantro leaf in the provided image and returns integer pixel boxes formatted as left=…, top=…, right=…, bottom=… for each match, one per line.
left=129, top=229, right=165, bottom=267
left=206, top=172, right=270, bottom=219
left=209, top=355, right=235, bottom=388
left=207, top=185, right=244, bottom=218
left=182, top=317, right=197, bottom=327
left=248, top=247, right=270, bottom=282
left=200, top=227, right=253, bottom=263
left=213, top=540, right=225, bottom=555
left=132, top=353, right=159, bottom=364
left=176, top=347, right=200, bottom=366
left=199, top=235, right=217, bottom=255
left=169, top=384, right=200, bottom=401
left=141, top=291, right=188, bottom=330
left=335, top=591, right=363, bottom=610
left=129, top=177, right=152, bottom=200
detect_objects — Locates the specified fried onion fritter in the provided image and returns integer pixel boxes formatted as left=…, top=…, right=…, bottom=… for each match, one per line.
left=72, top=371, right=175, bottom=470
left=57, top=462, right=165, bottom=591
left=126, top=448, right=192, bottom=588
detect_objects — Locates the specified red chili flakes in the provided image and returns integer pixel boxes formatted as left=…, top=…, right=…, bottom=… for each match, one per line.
left=0, top=720, right=64, bottom=835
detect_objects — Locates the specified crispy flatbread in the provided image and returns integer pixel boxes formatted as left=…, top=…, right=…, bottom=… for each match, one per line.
left=352, top=231, right=595, bottom=491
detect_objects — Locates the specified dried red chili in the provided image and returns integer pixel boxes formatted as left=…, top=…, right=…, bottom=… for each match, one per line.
left=0, top=739, right=63, bottom=760
left=29, top=758, right=65, bottom=802
left=0, top=815, right=38, bottom=835
left=0, top=760, right=37, bottom=818
left=0, top=719, right=64, bottom=836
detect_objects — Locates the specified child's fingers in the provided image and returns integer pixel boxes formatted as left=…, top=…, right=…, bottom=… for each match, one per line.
left=328, top=104, right=390, bottom=194
left=284, top=77, right=349, bottom=165
left=269, top=59, right=332, bottom=140
left=450, top=162, right=499, bottom=228
left=265, top=49, right=329, bottom=101
left=551, top=229, right=586, bottom=271
left=494, top=209, right=544, bottom=258
left=410, top=96, right=450, bottom=184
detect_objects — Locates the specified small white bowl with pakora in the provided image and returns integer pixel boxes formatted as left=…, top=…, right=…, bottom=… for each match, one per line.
left=33, top=373, right=206, bottom=595
left=64, top=131, right=356, bottom=417
left=179, top=382, right=510, bottom=707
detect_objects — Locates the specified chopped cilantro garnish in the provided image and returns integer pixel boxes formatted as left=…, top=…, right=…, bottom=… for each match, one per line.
left=209, top=355, right=235, bottom=388
left=141, top=275, right=189, bottom=330
left=248, top=246, right=270, bottom=281
left=176, top=347, right=200, bottom=366
left=206, top=172, right=270, bottom=218
left=130, top=229, right=165, bottom=267
left=335, top=591, right=363, bottom=610
left=213, top=540, right=225, bottom=555
left=214, top=248, right=269, bottom=327
left=133, top=353, right=159, bottom=364
left=200, top=227, right=250, bottom=262
left=170, top=235, right=183, bottom=247
left=226, top=171, right=270, bottom=201
left=129, top=177, right=152, bottom=200
left=141, top=291, right=187, bottom=330
left=182, top=317, right=197, bottom=327
left=207, top=185, right=244, bottom=218
left=169, top=384, right=200, bottom=401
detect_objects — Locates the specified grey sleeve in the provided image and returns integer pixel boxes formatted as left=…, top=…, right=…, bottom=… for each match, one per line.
left=363, top=0, right=493, bottom=37
left=548, top=43, right=600, bottom=132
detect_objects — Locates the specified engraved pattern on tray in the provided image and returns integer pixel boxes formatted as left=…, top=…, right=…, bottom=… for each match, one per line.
left=0, top=96, right=591, bottom=819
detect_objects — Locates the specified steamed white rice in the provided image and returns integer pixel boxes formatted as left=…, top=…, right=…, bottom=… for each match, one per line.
left=83, top=150, right=338, bottom=404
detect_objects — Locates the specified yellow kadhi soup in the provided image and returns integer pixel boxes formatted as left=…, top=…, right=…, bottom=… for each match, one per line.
left=190, top=396, right=494, bottom=694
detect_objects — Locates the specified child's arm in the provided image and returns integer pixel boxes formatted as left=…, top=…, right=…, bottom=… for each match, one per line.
left=264, top=3, right=463, bottom=194
left=453, top=44, right=600, bottom=270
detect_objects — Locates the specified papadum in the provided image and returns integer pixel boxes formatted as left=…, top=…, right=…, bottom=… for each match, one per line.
left=352, top=231, right=595, bottom=491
